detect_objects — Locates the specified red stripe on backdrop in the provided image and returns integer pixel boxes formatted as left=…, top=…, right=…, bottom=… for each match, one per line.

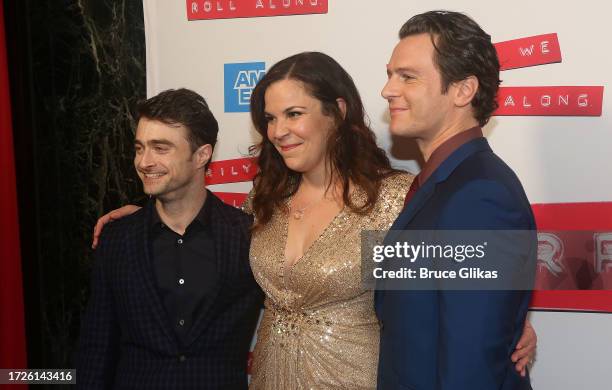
left=532, top=202, right=612, bottom=231
left=495, top=33, right=562, bottom=71
left=186, top=0, right=328, bottom=21
left=0, top=0, right=28, bottom=378
left=494, top=86, right=604, bottom=116
left=531, top=202, right=612, bottom=313
left=206, top=157, right=257, bottom=185
left=214, top=192, right=249, bottom=208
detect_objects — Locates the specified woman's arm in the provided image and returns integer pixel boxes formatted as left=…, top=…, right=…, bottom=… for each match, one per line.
left=91, top=205, right=141, bottom=249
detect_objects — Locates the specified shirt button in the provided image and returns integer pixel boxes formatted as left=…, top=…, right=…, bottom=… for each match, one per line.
left=178, top=278, right=185, bottom=285
left=178, top=354, right=186, bottom=362
left=178, top=319, right=185, bottom=326
left=177, top=238, right=183, bottom=244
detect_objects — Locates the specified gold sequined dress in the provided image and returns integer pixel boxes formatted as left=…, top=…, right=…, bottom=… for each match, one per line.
left=247, top=173, right=413, bottom=389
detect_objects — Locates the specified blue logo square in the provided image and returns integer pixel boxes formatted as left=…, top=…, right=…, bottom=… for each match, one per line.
left=224, top=62, right=266, bottom=112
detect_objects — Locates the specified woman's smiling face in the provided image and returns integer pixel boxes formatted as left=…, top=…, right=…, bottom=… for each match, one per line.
left=264, top=78, right=337, bottom=175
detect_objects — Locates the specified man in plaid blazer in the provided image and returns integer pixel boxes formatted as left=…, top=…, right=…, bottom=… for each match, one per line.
left=77, top=89, right=263, bottom=389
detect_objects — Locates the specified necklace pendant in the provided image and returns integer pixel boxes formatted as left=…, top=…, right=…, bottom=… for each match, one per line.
left=293, top=210, right=305, bottom=220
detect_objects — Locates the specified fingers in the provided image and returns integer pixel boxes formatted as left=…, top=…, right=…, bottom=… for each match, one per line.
left=512, top=319, right=537, bottom=373
left=512, top=340, right=535, bottom=365
left=513, top=352, right=532, bottom=372
left=516, top=319, right=537, bottom=351
left=512, top=336, right=536, bottom=358
left=91, top=205, right=142, bottom=249
left=92, top=226, right=98, bottom=249
left=91, top=226, right=98, bottom=249
left=515, top=352, right=535, bottom=376
left=512, top=343, right=536, bottom=374
left=92, top=214, right=112, bottom=249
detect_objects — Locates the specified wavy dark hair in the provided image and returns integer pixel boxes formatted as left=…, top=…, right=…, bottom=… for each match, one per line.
left=136, top=88, right=218, bottom=169
left=399, top=10, right=501, bottom=126
left=249, top=52, right=397, bottom=228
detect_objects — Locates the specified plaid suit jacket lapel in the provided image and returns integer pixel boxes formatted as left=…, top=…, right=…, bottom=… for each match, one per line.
left=134, top=201, right=177, bottom=344
left=185, top=193, right=234, bottom=347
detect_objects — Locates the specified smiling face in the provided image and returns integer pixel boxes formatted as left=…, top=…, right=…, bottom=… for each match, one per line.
left=264, top=79, right=337, bottom=175
left=134, top=117, right=209, bottom=201
left=381, top=33, right=456, bottom=141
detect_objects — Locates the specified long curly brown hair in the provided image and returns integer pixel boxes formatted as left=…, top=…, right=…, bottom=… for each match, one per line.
left=249, top=52, right=398, bottom=228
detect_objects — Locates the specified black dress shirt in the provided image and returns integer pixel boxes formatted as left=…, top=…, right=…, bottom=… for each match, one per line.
left=150, top=194, right=217, bottom=346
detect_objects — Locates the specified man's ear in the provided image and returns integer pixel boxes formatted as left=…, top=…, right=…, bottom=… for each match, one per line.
left=195, top=144, right=213, bottom=169
left=336, top=98, right=347, bottom=120
left=453, top=76, right=479, bottom=108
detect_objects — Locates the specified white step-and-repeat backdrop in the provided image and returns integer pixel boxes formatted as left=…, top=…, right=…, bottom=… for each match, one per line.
left=143, top=1, right=612, bottom=388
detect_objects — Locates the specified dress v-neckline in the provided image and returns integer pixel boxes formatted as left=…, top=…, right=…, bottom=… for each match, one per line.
left=281, top=206, right=346, bottom=273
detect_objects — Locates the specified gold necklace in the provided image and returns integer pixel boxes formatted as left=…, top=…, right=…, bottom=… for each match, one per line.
left=290, top=194, right=326, bottom=220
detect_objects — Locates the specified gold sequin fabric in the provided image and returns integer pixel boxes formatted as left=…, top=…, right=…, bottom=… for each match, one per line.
left=246, top=173, right=413, bottom=389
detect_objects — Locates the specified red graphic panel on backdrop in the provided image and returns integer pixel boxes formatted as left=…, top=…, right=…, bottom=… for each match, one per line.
left=206, top=157, right=257, bottom=185
left=495, top=86, right=604, bottom=116
left=495, top=33, right=562, bottom=70
left=187, top=0, right=328, bottom=20
left=531, top=202, right=612, bottom=312
left=215, top=192, right=249, bottom=208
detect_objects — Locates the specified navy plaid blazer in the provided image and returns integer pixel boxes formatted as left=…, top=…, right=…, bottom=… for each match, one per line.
left=77, top=193, right=264, bottom=389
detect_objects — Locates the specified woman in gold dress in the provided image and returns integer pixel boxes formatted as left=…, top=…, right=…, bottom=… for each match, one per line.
left=244, top=52, right=535, bottom=389
left=92, top=52, right=537, bottom=389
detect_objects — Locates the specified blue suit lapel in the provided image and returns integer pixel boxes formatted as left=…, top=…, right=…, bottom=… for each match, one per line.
left=390, top=137, right=492, bottom=230
left=388, top=178, right=435, bottom=232
left=377, top=137, right=492, bottom=318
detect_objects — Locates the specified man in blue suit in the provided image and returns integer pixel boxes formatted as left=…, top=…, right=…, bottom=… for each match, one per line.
left=376, top=11, right=536, bottom=390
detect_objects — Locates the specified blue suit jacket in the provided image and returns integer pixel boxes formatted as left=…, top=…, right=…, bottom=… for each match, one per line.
left=77, top=194, right=264, bottom=389
left=376, top=137, right=535, bottom=390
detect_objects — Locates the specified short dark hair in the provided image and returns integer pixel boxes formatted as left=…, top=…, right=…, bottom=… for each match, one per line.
left=249, top=52, right=397, bottom=228
left=136, top=88, right=218, bottom=152
left=399, top=10, right=500, bottom=126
